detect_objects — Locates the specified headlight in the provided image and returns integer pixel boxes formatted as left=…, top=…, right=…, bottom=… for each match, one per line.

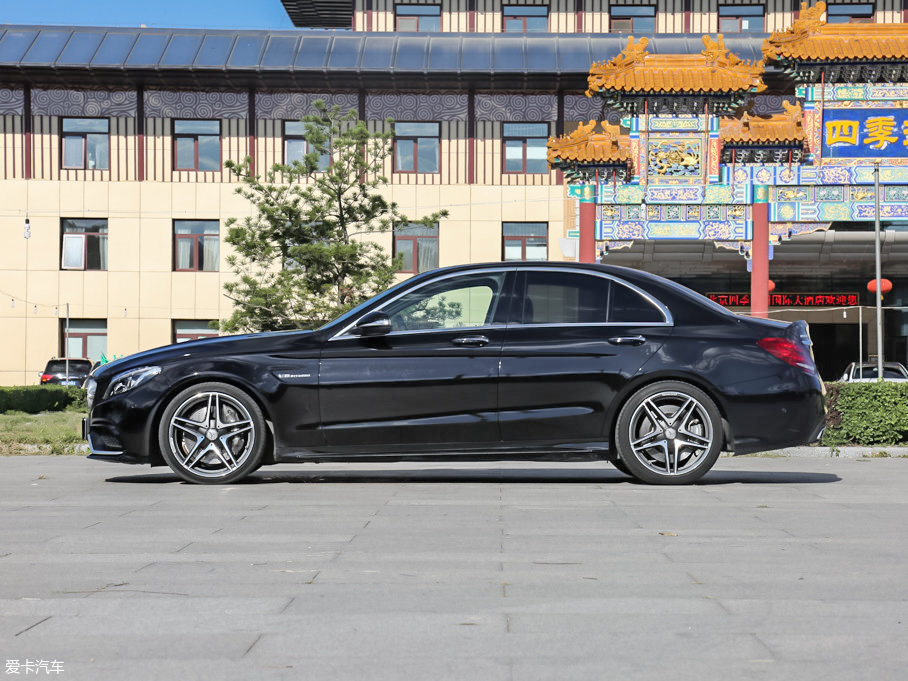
left=104, top=366, right=162, bottom=399
left=84, top=378, right=97, bottom=410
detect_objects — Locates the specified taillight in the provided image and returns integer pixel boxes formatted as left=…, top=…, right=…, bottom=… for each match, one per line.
left=40, top=373, right=53, bottom=383
left=758, top=337, right=815, bottom=374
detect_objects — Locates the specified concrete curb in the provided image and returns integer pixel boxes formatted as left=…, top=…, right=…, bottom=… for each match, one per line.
left=726, top=446, right=908, bottom=459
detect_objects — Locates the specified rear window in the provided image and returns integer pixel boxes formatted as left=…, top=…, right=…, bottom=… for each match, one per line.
left=45, top=360, right=92, bottom=373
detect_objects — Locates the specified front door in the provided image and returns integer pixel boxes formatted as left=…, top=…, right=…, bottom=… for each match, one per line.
left=318, top=269, right=513, bottom=453
left=498, top=269, right=672, bottom=446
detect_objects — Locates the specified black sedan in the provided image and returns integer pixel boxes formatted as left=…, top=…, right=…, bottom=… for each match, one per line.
left=83, top=262, right=825, bottom=485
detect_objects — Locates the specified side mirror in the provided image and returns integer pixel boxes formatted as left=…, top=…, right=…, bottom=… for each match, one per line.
left=352, top=312, right=392, bottom=337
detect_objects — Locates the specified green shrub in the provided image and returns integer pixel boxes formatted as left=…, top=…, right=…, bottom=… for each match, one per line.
left=821, top=382, right=908, bottom=446
left=0, top=386, right=86, bottom=414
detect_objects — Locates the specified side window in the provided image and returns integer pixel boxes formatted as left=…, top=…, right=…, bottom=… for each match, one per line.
left=609, top=282, right=665, bottom=323
left=381, top=273, right=506, bottom=332
left=520, top=271, right=610, bottom=324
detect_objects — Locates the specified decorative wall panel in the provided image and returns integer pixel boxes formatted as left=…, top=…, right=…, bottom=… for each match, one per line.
left=366, top=93, right=468, bottom=121
left=31, top=89, right=136, bottom=117
left=475, top=94, right=557, bottom=122
left=256, top=92, right=359, bottom=119
left=0, top=89, right=24, bottom=115
left=564, top=94, right=622, bottom=125
left=144, top=90, right=247, bottom=118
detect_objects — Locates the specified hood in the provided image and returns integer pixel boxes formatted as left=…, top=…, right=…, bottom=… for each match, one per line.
left=91, top=329, right=314, bottom=379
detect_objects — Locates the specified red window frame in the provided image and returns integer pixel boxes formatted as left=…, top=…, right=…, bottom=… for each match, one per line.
left=501, top=6, right=549, bottom=33
left=395, top=4, right=442, bottom=31
left=173, top=221, right=219, bottom=272
left=172, top=120, right=221, bottom=171
left=609, top=6, right=656, bottom=34
left=173, top=321, right=219, bottom=343
left=502, top=122, right=550, bottom=175
left=393, top=122, right=441, bottom=174
left=60, top=117, right=110, bottom=170
left=393, top=227, right=439, bottom=274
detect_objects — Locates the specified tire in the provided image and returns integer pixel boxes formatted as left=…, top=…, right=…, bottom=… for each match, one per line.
left=611, top=457, right=635, bottom=478
left=615, top=381, right=722, bottom=485
left=158, top=382, right=266, bottom=485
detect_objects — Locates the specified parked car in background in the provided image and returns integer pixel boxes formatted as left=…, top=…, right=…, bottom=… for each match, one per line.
left=40, top=358, right=93, bottom=386
left=83, top=262, right=826, bottom=486
left=838, top=361, right=908, bottom=382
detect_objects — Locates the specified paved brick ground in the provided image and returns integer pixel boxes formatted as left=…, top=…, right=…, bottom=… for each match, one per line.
left=1, top=456, right=906, bottom=680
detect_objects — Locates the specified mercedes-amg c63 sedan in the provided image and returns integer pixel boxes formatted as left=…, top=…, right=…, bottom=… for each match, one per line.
left=83, top=262, right=825, bottom=485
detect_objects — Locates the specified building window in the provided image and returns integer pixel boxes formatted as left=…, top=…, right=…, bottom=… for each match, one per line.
left=284, top=121, right=331, bottom=170
left=173, top=320, right=219, bottom=343
left=503, top=123, right=550, bottom=174
left=394, top=223, right=439, bottom=274
left=503, top=222, right=548, bottom=261
left=61, top=218, right=108, bottom=271
left=502, top=6, right=549, bottom=33
left=718, top=5, right=764, bottom=33
left=174, top=220, right=219, bottom=272
left=173, top=119, right=221, bottom=171
left=826, top=3, right=874, bottom=23
left=394, top=122, right=440, bottom=174
left=610, top=5, right=656, bottom=33
left=62, top=319, right=107, bottom=363
left=395, top=5, right=441, bottom=31
left=61, top=118, right=109, bottom=170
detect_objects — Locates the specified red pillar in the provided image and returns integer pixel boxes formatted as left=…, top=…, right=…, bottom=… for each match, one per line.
left=579, top=201, right=596, bottom=263
left=750, top=201, right=769, bottom=319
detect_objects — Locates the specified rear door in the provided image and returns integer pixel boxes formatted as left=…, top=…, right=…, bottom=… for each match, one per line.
left=498, top=268, right=673, bottom=445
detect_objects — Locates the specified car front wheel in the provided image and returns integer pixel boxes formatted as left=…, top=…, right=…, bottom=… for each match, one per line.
left=158, top=382, right=266, bottom=484
left=615, top=381, right=722, bottom=485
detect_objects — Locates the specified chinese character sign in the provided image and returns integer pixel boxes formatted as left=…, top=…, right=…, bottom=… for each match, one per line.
left=822, top=109, right=908, bottom=158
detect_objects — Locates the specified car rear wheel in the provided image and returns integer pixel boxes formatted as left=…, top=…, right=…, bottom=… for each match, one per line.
left=158, top=382, right=266, bottom=484
left=615, top=381, right=722, bottom=485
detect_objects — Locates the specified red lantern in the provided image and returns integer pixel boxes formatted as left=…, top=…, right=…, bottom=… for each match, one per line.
left=867, top=278, right=893, bottom=295
left=767, top=279, right=776, bottom=292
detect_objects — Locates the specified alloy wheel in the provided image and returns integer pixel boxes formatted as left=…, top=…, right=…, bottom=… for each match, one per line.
left=167, top=391, right=257, bottom=479
left=626, top=390, right=714, bottom=477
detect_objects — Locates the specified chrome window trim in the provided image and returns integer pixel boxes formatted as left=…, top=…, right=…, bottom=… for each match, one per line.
left=330, top=266, right=516, bottom=340
left=329, top=265, right=673, bottom=340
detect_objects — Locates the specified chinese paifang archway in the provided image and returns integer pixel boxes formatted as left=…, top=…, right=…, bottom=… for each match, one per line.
left=548, top=0, right=908, bottom=318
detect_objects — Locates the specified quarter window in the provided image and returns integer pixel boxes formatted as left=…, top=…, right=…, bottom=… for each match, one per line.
left=610, top=5, right=656, bottom=33
left=61, top=218, right=108, bottom=271
left=173, top=119, right=220, bottom=171
left=826, top=3, right=874, bottom=23
left=503, top=222, right=548, bottom=261
left=284, top=121, right=330, bottom=170
left=503, top=123, right=550, bottom=174
left=502, top=6, right=549, bottom=33
left=61, top=118, right=109, bottom=170
left=382, top=272, right=506, bottom=332
left=395, top=5, right=441, bottom=31
left=394, top=122, right=440, bottom=174
left=174, top=220, right=219, bottom=272
left=718, top=5, right=764, bottom=33
left=609, top=282, right=665, bottom=323
left=394, top=223, right=439, bottom=274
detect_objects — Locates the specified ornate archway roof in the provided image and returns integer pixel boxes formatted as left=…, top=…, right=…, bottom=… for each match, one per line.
left=763, top=1, right=908, bottom=63
left=720, top=100, right=806, bottom=146
left=586, top=35, right=766, bottom=96
left=547, top=120, right=632, bottom=168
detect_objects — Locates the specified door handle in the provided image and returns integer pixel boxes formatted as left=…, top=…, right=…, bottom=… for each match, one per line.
left=607, top=335, right=646, bottom=346
left=452, top=335, right=490, bottom=347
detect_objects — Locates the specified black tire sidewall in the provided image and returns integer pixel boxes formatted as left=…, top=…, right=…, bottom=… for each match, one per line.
left=158, top=382, right=266, bottom=485
left=615, top=380, right=722, bottom=485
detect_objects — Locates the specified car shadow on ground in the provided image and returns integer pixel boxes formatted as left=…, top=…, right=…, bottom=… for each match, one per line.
left=106, top=468, right=841, bottom=485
